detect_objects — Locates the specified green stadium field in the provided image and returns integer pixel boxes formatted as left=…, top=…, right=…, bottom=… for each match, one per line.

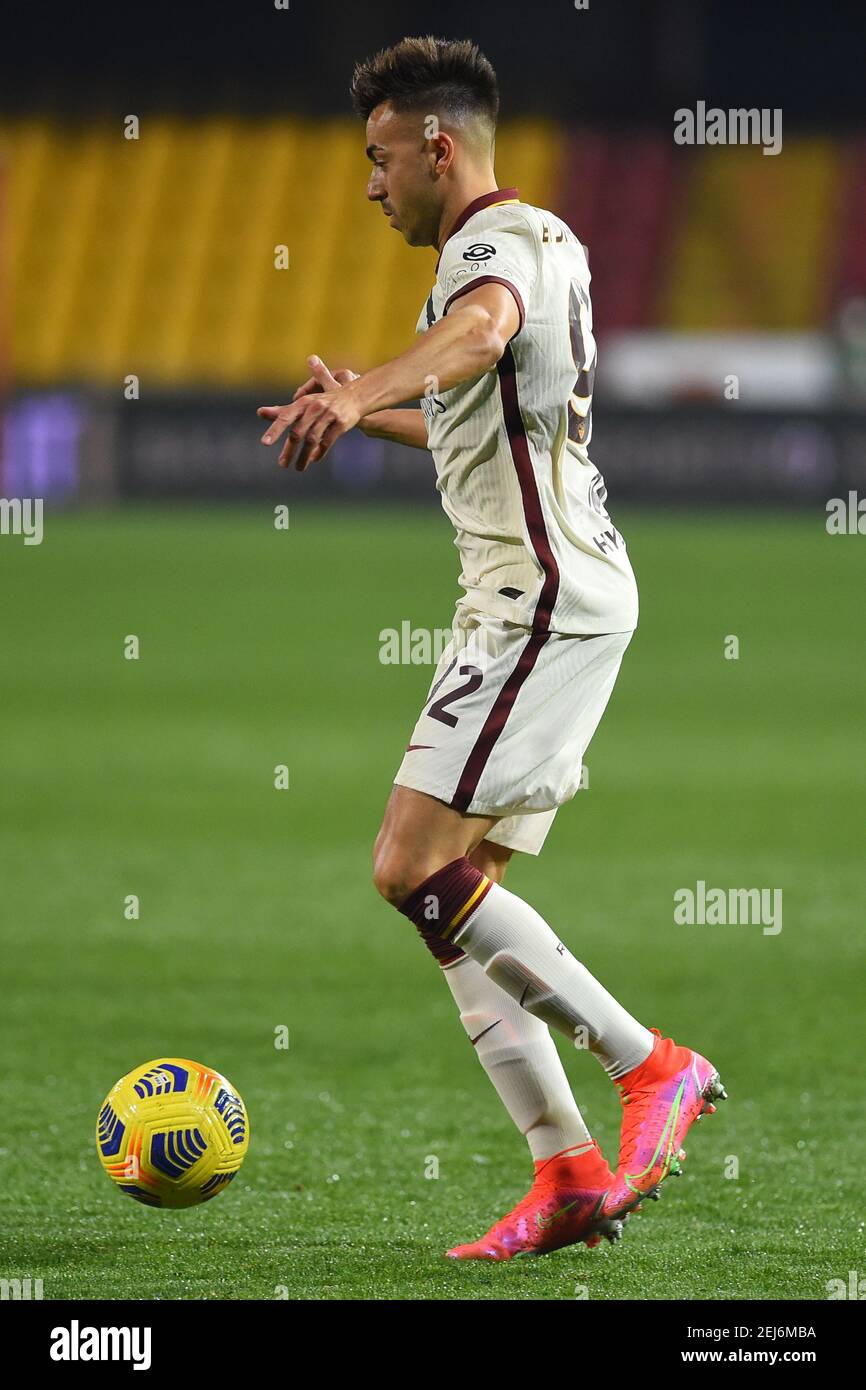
left=1, top=505, right=863, bottom=1301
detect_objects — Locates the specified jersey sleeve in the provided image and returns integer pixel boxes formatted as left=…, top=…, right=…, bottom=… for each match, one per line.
left=439, top=214, right=539, bottom=337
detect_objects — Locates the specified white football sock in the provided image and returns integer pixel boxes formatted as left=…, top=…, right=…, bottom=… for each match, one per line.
left=442, top=953, right=593, bottom=1162
left=453, top=882, right=654, bottom=1081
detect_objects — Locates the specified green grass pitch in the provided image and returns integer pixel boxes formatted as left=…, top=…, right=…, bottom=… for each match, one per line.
left=1, top=504, right=863, bottom=1300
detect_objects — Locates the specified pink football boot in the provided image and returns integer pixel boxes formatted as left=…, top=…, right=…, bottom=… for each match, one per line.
left=447, top=1140, right=624, bottom=1261
left=604, top=1028, right=727, bottom=1220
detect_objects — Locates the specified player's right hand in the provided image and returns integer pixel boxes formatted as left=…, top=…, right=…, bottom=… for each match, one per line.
left=292, top=356, right=359, bottom=401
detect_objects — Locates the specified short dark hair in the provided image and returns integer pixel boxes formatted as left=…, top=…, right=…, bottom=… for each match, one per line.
left=350, top=35, right=499, bottom=135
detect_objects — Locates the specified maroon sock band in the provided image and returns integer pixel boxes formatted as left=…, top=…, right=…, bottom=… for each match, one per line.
left=398, top=856, right=492, bottom=963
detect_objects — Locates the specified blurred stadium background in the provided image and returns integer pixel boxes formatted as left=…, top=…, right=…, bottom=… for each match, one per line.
left=2, top=0, right=866, bottom=505
left=2, top=1, right=865, bottom=1302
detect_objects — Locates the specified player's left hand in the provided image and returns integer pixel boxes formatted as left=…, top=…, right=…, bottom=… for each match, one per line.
left=257, top=374, right=363, bottom=470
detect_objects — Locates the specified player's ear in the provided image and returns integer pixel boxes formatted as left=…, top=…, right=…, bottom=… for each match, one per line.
left=429, top=130, right=455, bottom=178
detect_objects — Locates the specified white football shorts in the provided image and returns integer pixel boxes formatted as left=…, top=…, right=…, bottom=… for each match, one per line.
left=393, top=612, right=633, bottom=856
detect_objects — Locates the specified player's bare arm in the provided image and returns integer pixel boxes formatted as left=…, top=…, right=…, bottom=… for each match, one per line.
left=358, top=407, right=429, bottom=448
left=262, top=354, right=429, bottom=450
left=257, top=280, right=519, bottom=470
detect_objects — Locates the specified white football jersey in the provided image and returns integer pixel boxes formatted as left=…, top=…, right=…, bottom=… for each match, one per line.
left=416, top=188, right=639, bottom=636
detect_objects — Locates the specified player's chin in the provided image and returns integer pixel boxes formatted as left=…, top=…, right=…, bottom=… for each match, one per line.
left=393, top=219, right=423, bottom=246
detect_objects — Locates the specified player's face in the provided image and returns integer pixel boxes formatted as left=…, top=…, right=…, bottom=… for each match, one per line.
left=365, top=103, right=442, bottom=248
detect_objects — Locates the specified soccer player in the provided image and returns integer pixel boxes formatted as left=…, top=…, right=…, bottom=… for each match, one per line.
left=258, top=36, right=726, bottom=1260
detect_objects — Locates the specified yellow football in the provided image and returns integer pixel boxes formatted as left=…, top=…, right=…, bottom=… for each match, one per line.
left=96, top=1058, right=249, bottom=1208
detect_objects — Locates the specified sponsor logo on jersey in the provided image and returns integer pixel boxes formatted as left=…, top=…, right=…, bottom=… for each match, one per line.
left=462, top=243, right=496, bottom=261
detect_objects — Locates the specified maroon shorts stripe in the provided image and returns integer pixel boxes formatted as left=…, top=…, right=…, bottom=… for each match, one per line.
left=451, top=630, right=549, bottom=813
left=449, top=343, right=560, bottom=814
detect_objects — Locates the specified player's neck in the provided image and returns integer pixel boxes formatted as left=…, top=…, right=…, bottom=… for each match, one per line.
left=435, top=170, right=500, bottom=252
